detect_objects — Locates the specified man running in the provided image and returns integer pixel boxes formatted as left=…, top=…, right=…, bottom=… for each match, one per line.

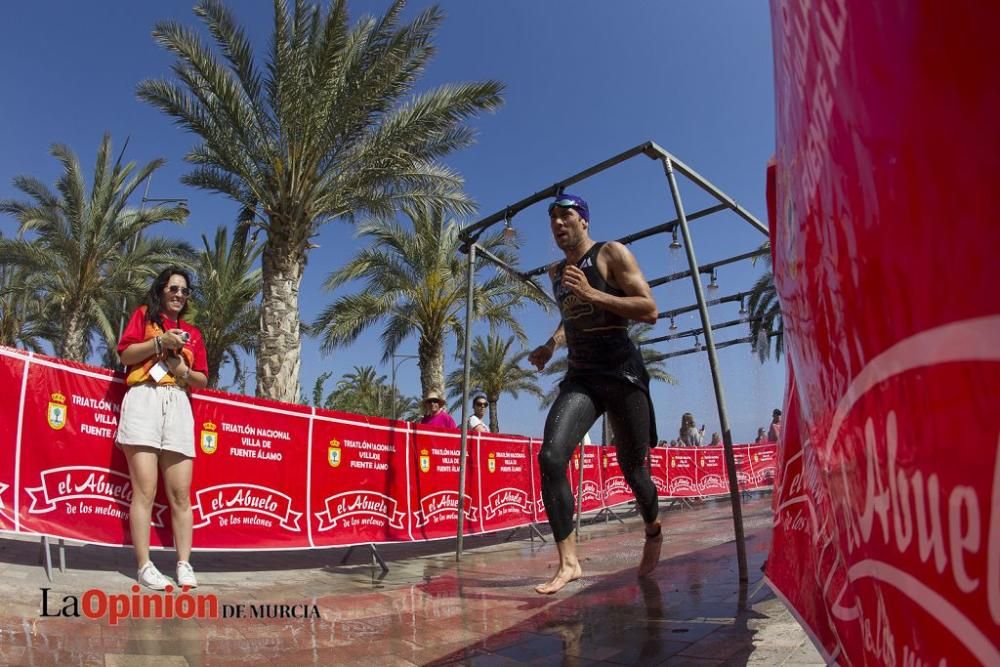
left=528, top=194, right=662, bottom=594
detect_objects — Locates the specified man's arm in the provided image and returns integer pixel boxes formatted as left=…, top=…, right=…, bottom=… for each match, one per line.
left=528, top=263, right=567, bottom=371
left=561, top=242, right=657, bottom=323
left=528, top=323, right=564, bottom=371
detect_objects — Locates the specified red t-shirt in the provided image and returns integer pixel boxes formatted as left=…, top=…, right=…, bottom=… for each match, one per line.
left=420, top=412, right=457, bottom=429
left=117, top=307, right=209, bottom=374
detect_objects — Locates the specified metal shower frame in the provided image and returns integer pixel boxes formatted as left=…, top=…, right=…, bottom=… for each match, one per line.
left=454, top=140, right=770, bottom=591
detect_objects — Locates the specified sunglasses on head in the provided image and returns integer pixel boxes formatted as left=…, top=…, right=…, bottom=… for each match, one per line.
left=547, top=198, right=581, bottom=215
left=165, top=285, right=191, bottom=296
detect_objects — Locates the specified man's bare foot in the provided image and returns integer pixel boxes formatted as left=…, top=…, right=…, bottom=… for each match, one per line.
left=535, top=563, right=583, bottom=594
left=638, top=524, right=663, bottom=577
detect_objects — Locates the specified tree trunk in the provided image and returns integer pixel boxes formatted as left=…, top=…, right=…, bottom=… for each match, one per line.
left=418, top=335, right=445, bottom=400
left=205, top=349, right=225, bottom=389
left=257, top=231, right=305, bottom=403
left=59, top=305, right=89, bottom=362
left=488, top=398, right=499, bottom=433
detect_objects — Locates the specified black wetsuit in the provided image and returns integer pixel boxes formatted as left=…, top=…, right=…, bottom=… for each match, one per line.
left=539, top=242, right=659, bottom=542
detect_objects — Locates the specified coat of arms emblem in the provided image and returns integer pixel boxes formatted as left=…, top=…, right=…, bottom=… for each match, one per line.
left=47, top=393, right=67, bottom=430
left=328, top=439, right=341, bottom=468
left=200, top=421, right=218, bottom=455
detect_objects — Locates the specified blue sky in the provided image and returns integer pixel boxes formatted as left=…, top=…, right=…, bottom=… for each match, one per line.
left=0, top=1, right=784, bottom=441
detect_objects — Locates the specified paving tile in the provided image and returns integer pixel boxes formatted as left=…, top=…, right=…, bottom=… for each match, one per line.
left=0, top=498, right=821, bottom=665
left=105, top=655, right=189, bottom=667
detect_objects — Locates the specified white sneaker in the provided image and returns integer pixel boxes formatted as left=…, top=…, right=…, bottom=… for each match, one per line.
left=137, top=562, right=170, bottom=591
left=176, top=560, right=197, bottom=588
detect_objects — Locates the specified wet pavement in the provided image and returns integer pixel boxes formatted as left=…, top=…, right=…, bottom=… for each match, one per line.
left=0, top=496, right=823, bottom=665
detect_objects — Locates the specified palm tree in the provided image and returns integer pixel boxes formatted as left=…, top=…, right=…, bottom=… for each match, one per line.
left=444, top=333, right=544, bottom=433
left=192, top=224, right=262, bottom=387
left=311, top=202, right=548, bottom=402
left=0, top=133, right=190, bottom=362
left=0, top=261, right=48, bottom=352
left=315, top=365, right=419, bottom=420
left=138, top=0, right=504, bottom=403
left=328, top=365, right=384, bottom=414
left=311, top=371, right=334, bottom=407
left=747, top=242, right=783, bottom=362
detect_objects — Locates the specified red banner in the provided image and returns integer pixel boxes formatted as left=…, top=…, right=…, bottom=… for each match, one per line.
left=745, top=444, right=776, bottom=490
left=17, top=358, right=135, bottom=545
left=648, top=448, right=669, bottom=498
left=0, top=349, right=27, bottom=532
left=475, top=433, right=533, bottom=532
left=569, top=444, right=604, bottom=514
left=665, top=448, right=697, bottom=497
left=0, top=348, right=777, bottom=554
left=600, top=448, right=632, bottom=508
left=528, top=439, right=548, bottom=524
left=309, top=413, right=409, bottom=547
left=768, top=1, right=1000, bottom=664
left=188, top=393, right=311, bottom=550
left=409, top=426, right=478, bottom=541
left=695, top=448, right=726, bottom=496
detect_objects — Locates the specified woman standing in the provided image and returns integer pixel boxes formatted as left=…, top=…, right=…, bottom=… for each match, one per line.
left=678, top=412, right=704, bottom=447
left=116, top=267, right=209, bottom=590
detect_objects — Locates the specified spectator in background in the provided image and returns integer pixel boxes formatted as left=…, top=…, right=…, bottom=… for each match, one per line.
left=468, top=394, right=489, bottom=433
left=755, top=427, right=767, bottom=444
left=420, top=391, right=457, bottom=429
left=768, top=408, right=782, bottom=443
left=678, top=412, right=704, bottom=447
left=709, top=432, right=722, bottom=446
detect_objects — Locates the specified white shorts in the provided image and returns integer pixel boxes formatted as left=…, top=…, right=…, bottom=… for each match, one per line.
left=116, top=384, right=196, bottom=458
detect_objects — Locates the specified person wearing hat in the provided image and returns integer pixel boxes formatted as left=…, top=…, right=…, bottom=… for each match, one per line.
left=528, top=194, right=661, bottom=594
left=419, top=390, right=457, bottom=429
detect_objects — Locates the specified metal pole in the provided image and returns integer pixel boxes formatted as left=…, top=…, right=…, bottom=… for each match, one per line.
left=648, top=331, right=782, bottom=362
left=640, top=317, right=754, bottom=347
left=391, top=360, right=397, bottom=422
left=574, top=440, right=585, bottom=536
left=456, top=244, right=476, bottom=560
left=647, top=141, right=768, bottom=236
left=661, top=157, right=748, bottom=589
left=390, top=354, right=419, bottom=422
left=118, top=178, right=154, bottom=339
